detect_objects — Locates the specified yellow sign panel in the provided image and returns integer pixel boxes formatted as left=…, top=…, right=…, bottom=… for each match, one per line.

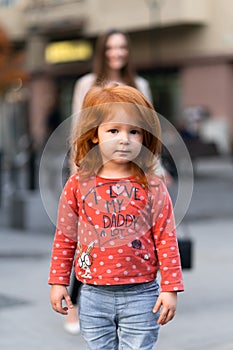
left=45, top=40, right=93, bottom=64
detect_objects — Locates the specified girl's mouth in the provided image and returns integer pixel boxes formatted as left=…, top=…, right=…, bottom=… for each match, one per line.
left=115, top=150, right=130, bottom=154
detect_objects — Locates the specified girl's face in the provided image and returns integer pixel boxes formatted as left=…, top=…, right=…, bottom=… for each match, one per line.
left=94, top=108, right=143, bottom=168
left=105, top=33, right=129, bottom=71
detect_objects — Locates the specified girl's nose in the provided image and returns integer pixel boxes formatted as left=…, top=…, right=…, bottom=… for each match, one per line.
left=119, top=132, right=130, bottom=144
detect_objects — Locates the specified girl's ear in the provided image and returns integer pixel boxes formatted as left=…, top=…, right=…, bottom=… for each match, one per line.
left=92, top=136, right=99, bottom=144
left=92, top=127, right=99, bottom=144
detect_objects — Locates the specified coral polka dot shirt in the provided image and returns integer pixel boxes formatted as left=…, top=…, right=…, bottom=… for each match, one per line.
left=48, top=173, right=184, bottom=293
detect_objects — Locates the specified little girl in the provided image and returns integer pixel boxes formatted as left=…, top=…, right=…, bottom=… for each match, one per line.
left=49, top=83, right=184, bottom=350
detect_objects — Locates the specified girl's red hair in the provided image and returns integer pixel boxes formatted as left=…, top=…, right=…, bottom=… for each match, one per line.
left=70, top=83, right=161, bottom=184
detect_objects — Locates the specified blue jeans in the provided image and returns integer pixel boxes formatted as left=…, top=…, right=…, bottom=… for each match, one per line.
left=79, top=280, right=160, bottom=350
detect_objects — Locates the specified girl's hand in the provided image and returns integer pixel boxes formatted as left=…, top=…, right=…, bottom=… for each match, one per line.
left=153, top=291, right=177, bottom=325
left=50, top=284, right=74, bottom=315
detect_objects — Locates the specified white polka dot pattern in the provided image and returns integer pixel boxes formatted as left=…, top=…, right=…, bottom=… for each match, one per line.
left=48, top=173, right=184, bottom=293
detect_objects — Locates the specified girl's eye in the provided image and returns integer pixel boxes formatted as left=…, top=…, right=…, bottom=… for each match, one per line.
left=130, top=129, right=141, bottom=135
left=108, top=129, right=118, bottom=134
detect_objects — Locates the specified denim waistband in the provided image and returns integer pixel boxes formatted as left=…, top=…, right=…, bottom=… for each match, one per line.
left=86, top=279, right=157, bottom=292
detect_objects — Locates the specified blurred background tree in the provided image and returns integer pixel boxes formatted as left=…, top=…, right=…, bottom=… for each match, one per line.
left=0, top=24, right=28, bottom=95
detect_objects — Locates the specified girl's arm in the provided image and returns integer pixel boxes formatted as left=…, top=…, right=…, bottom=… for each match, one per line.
left=49, top=175, right=79, bottom=286
left=150, top=179, right=184, bottom=293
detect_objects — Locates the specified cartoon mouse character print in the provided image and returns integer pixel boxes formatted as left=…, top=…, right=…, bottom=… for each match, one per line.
left=78, top=241, right=95, bottom=279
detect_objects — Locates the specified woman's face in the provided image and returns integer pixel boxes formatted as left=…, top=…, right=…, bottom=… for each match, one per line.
left=105, top=33, right=129, bottom=71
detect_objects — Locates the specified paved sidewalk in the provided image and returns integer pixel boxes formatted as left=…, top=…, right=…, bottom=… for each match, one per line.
left=0, top=228, right=86, bottom=350
left=1, top=218, right=233, bottom=350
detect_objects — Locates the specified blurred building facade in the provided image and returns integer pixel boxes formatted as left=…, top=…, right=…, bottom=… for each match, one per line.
left=1, top=0, right=233, bottom=154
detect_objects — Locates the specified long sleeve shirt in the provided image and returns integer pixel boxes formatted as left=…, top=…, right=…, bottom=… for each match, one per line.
left=48, top=173, right=184, bottom=293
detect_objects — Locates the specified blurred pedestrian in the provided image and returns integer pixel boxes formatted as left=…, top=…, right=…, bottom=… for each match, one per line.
left=49, top=83, right=184, bottom=350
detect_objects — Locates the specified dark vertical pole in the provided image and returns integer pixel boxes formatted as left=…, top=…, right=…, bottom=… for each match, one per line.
left=28, top=143, right=36, bottom=190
